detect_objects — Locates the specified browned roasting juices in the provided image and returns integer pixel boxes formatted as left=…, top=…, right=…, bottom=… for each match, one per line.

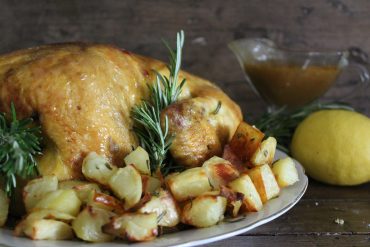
left=244, top=62, right=341, bottom=108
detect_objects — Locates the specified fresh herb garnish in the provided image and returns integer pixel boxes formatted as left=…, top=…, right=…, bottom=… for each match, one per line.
left=132, top=31, right=186, bottom=174
left=0, top=103, right=42, bottom=196
left=255, top=101, right=354, bottom=153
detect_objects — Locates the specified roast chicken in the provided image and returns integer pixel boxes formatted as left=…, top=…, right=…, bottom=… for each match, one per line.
left=0, top=43, right=242, bottom=179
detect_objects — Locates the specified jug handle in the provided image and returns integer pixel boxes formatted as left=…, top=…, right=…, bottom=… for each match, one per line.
left=343, top=47, right=370, bottom=100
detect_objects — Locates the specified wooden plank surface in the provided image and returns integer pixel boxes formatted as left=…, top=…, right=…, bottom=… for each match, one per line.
left=0, top=1, right=369, bottom=246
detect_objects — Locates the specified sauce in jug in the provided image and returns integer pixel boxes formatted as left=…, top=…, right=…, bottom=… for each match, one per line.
left=244, top=62, right=341, bottom=108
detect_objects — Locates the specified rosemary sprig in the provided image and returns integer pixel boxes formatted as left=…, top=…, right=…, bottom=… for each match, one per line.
left=255, top=102, right=354, bottom=153
left=0, top=103, right=42, bottom=196
left=132, top=31, right=186, bottom=174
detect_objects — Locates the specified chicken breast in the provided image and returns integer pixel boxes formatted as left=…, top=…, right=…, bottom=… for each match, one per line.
left=0, top=43, right=242, bottom=179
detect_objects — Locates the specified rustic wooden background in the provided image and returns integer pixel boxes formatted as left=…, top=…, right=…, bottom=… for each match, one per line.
left=0, top=0, right=369, bottom=246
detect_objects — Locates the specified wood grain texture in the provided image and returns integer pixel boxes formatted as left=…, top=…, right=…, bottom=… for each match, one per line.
left=0, top=1, right=369, bottom=246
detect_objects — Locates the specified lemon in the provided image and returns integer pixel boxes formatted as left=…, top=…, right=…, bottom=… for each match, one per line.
left=291, top=110, right=370, bottom=185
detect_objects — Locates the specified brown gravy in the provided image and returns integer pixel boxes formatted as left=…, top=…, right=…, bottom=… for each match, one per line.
left=244, top=62, right=341, bottom=108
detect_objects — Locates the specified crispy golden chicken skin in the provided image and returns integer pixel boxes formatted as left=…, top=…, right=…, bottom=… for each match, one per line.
left=0, top=43, right=242, bottom=179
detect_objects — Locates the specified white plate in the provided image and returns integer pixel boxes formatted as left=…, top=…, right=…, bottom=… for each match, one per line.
left=0, top=150, right=308, bottom=247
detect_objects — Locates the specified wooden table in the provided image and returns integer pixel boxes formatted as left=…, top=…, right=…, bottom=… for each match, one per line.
left=0, top=0, right=369, bottom=246
left=207, top=180, right=370, bottom=246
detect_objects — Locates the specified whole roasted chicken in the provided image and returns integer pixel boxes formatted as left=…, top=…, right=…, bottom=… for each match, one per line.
left=0, top=43, right=242, bottom=179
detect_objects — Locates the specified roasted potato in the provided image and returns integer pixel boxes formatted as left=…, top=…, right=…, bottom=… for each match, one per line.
left=103, top=212, right=158, bottom=242
left=167, top=167, right=212, bottom=202
left=219, top=186, right=244, bottom=217
left=181, top=193, right=227, bottom=228
left=229, top=121, right=265, bottom=163
left=23, top=176, right=58, bottom=212
left=108, top=165, right=142, bottom=210
left=59, top=180, right=101, bottom=203
left=139, top=189, right=180, bottom=227
left=72, top=206, right=115, bottom=242
left=23, top=219, right=74, bottom=240
left=250, top=137, right=277, bottom=166
left=272, top=157, right=299, bottom=188
left=228, top=174, right=263, bottom=212
left=248, top=164, right=280, bottom=203
left=87, top=190, right=125, bottom=214
left=33, top=189, right=82, bottom=216
left=203, top=156, right=239, bottom=189
left=82, top=152, right=117, bottom=186
left=141, top=175, right=161, bottom=194
left=14, top=209, right=75, bottom=237
left=124, top=146, right=151, bottom=175
left=0, top=189, right=9, bottom=227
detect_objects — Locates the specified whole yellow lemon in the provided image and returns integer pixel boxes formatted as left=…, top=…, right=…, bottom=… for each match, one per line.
left=291, top=110, right=370, bottom=185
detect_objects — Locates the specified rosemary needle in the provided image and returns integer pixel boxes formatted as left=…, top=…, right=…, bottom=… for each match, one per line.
left=132, top=31, right=186, bottom=174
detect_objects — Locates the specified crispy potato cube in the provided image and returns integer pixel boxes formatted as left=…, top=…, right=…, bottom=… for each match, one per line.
left=103, top=212, right=158, bottom=242
left=248, top=164, right=280, bottom=203
left=33, top=189, right=82, bottom=216
left=14, top=209, right=75, bottom=237
left=181, top=194, right=226, bottom=228
left=228, top=174, right=263, bottom=212
left=139, top=189, right=180, bottom=227
left=82, top=152, right=117, bottom=186
left=229, top=121, right=265, bottom=163
left=203, top=156, right=240, bottom=189
left=219, top=186, right=244, bottom=217
left=72, top=206, right=115, bottom=242
left=59, top=180, right=101, bottom=203
left=0, top=189, right=9, bottom=227
left=124, top=146, right=151, bottom=175
left=272, top=157, right=299, bottom=187
left=142, top=175, right=161, bottom=194
left=250, top=137, right=277, bottom=166
left=87, top=190, right=125, bottom=214
left=167, top=167, right=212, bottom=202
left=109, top=165, right=142, bottom=210
left=23, top=176, right=58, bottom=212
left=23, top=219, right=73, bottom=240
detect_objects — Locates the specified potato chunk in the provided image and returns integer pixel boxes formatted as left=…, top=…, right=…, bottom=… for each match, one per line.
left=142, top=175, right=161, bottom=194
left=82, top=152, right=117, bottom=186
left=24, top=219, right=73, bottom=240
left=272, top=157, right=299, bottom=187
left=124, top=146, right=151, bottom=175
left=167, top=167, right=212, bottom=202
left=0, top=189, right=9, bottom=227
left=59, top=180, right=101, bottom=203
left=14, top=209, right=75, bottom=237
left=250, top=137, right=277, bottom=166
left=33, top=189, right=82, bottom=216
left=108, top=165, right=142, bottom=210
left=87, top=190, right=125, bottom=214
left=228, top=174, right=263, bottom=212
left=181, top=194, right=226, bottom=228
left=72, top=206, right=115, bottom=242
left=139, top=189, right=180, bottom=227
left=23, top=176, right=58, bottom=212
left=203, top=156, right=239, bottom=189
left=103, top=212, right=158, bottom=242
left=229, top=121, right=265, bottom=163
left=248, top=164, right=280, bottom=203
